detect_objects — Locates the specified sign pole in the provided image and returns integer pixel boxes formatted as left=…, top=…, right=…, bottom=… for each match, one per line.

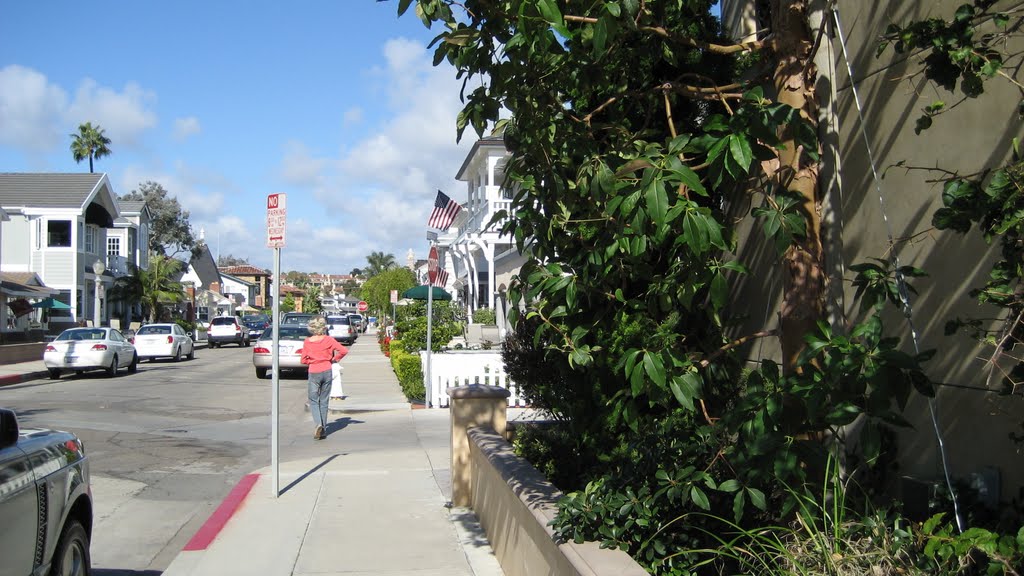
left=266, top=192, right=286, bottom=498
left=425, top=245, right=438, bottom=407
left=271, top=246, right=280, bottom=497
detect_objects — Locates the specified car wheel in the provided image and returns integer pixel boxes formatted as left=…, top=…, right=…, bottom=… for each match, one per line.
left=107, top=355, right=119, bottom=377
left=255, top=367, right=268, bottom=379
left=48, top=368, right=61, bottom=380
left=49, top=517, right=91, bottom=576
left=173, top=346, right=182, bottom=362
left=187, top=345, right=195, bottom=360
left=128, top=353, right=138, bottom=373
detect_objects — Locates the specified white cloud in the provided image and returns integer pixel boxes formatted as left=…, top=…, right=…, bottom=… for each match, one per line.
left=0, top=65, right=69, bottom=151
left=279, top=141, right=327, bottom=187
left=173, top=117, right=201, bottom=141
left=343, top=107, right=364, bottom=126
left=66, top=78, right=157, bottom=146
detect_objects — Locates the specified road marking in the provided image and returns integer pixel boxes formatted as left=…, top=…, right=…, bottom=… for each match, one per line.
left=181, top=473, right=260, bottom=551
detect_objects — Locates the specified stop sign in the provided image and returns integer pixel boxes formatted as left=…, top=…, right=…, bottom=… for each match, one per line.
left=357, top=301, right=368, bottom=312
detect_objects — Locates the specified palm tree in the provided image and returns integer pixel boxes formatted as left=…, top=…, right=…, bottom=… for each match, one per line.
left=140, top=255, right=185, bottom=323
left=108, top=263, right=145, bottom=328
left=70, top=122, right=112, bottom=173
left=365, top=251, right=397, bottom=277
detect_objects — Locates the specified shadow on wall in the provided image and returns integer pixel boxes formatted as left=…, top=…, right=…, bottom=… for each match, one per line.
left=724, top=0, right=1024, bottom=501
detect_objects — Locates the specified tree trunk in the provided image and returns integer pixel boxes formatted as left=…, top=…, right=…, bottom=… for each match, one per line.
left=771, top=0, right=825, bottom=375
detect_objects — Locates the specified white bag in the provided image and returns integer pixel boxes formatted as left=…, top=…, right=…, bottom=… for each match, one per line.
left=330, top=362, right=344, bottom=398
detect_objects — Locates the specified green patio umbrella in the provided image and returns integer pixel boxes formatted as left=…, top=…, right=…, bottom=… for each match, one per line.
left=401, top=285, right=452, bottom=301
left=31, top=297, right=71, bottom=309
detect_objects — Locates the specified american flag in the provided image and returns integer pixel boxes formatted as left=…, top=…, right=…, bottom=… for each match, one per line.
left=427, top=190, right=462, bottom=231
left=431, top=269, right=449, bottom=287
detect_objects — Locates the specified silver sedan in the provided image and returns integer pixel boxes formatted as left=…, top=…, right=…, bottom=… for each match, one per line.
left=131, top=323, right=195, bottom=362
left=43, top=327, right=138, bottom=379
left=252, top=325, right=310, bottom=379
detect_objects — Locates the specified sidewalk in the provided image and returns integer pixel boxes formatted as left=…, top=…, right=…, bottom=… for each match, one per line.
left=160, top=332, right=505, bottom=576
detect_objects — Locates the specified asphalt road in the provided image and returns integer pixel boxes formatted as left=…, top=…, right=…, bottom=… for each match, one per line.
left=1, top=341, right=325, bottom=575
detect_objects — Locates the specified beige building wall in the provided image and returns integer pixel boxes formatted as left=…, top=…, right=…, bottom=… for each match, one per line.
left=722, top=0, right=1024, bottom=500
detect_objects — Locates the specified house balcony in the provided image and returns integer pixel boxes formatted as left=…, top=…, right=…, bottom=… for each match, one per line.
left=105, top=254, right=131, bottom=277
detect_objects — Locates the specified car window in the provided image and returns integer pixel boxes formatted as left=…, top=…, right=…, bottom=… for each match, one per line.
left=211, top=317, right=236, bottom=326
left=326, top=316, right=349, bottom=325
left=138, top=326, right=171, bottom=335
left=110, top=330, right=126, bottom=342
left=173, top=325, right=184, bottom=335
left=260, top=326, right=309, bottom=340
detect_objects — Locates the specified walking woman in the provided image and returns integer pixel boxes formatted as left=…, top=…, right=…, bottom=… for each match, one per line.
left=300, top=316, right=348, bottom=440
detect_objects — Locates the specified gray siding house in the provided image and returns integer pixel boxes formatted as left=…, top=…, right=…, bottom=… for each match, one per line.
left=0, top=173, right=123, bottom=327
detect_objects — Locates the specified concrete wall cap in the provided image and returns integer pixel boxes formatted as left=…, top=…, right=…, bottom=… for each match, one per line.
left=446, top=384, right=512, bottom=399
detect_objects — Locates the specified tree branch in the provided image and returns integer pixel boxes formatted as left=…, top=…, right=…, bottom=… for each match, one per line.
left=563, top=15, right=765, bottom=55
left=699, top=330, right=779, bottom=369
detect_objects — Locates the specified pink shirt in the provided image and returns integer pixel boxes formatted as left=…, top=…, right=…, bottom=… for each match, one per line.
left=300, top=336, right=348, bottom=373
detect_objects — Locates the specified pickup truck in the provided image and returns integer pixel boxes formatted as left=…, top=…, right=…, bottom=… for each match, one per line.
left=0, top=407, right=93, bottom=576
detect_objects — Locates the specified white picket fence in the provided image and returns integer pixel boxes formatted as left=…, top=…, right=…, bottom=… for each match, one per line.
left=419, top=350, right=526, bottom=408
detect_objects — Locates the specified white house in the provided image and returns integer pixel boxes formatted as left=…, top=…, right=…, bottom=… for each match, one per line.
left=0, top=173, right=123, bottom=330
left=433, top=133, right=525, bottom=334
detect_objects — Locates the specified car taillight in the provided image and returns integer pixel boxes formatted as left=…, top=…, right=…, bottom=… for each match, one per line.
left=167, top=335, right=174, bottom=344
left=45, top=345, right=57, bottom=352
left=253, top=346, right=270, bottom=354
left=91, top=344, right=108, bottom=351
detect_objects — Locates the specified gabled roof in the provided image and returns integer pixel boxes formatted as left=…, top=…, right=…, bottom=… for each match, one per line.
left=0, top=173, right=119, bottom=226
left=189, top=244, right=222, bottom=290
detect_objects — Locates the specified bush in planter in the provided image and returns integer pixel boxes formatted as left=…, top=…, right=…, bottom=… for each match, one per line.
left=472, top=307, right=496, bottom=325
left=389, top=347, right=425, bottom=402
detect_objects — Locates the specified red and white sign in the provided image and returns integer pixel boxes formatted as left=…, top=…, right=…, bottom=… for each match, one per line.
left=357, top=301, right=368, bottom=312
left=266, top=193, right=287, bottom=248
left=390, top=290, right=399, bottom=304
left=427, top=246, right=439, bottom=284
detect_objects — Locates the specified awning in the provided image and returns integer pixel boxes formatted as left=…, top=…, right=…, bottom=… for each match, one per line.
left=6, top=298, right=33, bottom=318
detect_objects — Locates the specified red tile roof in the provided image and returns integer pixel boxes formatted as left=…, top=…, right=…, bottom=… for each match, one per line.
left=219, top=265, right=270, bottom=276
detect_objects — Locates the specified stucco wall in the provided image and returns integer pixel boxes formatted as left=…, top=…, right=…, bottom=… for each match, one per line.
left=723, top=0, right=1024, bottom=500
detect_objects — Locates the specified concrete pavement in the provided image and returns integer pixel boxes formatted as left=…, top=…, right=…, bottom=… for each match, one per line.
left=1, top=330, right=508, bottom=575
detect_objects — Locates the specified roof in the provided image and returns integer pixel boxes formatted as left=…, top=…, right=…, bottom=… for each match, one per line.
left=117, top=200, right=146, bottom=213
left=0, top=173, right=119, bottom=226
left=455, top=133, right=508, bottom=181
left=0, top=272, right=57, bottom=299
left=219, top=265, right=270, bottom=276
left=221, top=272, right=256, bottom=287
left=189, top=244, right=222, bottom=290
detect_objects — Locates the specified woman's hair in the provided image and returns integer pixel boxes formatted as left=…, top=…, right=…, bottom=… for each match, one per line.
left=307, top=316, right=327, bottom=335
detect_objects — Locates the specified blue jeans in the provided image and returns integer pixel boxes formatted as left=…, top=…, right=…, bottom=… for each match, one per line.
left=308, top=369, right=331, bottom=429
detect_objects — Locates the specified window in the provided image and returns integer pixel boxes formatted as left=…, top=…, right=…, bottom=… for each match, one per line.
left=107, top=236, right=121, bottom=256
left=84, top=226, right=96, bottom=253
left=47, top=220, right=72, bottom=247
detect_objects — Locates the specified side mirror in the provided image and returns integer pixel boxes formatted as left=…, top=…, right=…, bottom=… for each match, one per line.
left=0, top=408, right=19, bottom=449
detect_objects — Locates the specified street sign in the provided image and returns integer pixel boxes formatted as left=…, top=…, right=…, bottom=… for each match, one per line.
left=390, top=290, right=398, bottom=304
left=357, top=300, right=368, bottom=312
left=427, top=246, right=439, bottom=284
left=266, top=193, right=287, bottom=248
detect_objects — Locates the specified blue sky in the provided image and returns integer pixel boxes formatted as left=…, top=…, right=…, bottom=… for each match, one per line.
left=0, top=1, right=477, bottom=274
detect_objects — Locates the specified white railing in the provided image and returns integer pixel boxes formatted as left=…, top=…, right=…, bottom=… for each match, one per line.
left=468, top=200, right=513, bottom=233
left=420, top=350, right=526, bottom=408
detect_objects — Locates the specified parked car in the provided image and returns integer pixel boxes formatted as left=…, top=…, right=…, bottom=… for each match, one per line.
left=281, top=312, right=315, bottom=326
left=131, top=323, right=195, bottom=362
left=326, top=315, right=356, bottom=345
left=252, top=325, right=311, bottom=379
left=43, top=327, right=138, bottom=379
left=207, top=316, right=250, bottom=348
left=0, top=407, right=93, bottom=576
left=348, top=313, right=366, bottom=334
left=241, top=314, right=270, bottom=333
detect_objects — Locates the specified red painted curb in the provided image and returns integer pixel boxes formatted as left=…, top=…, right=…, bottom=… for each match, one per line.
left=0, top=371, right=48, bottom=387
left=182, top=473, right=260, bottom=551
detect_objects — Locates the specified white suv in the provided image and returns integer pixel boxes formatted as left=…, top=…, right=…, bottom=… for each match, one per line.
left=207, top=316, right=251, bottom=348
left=326, top=315, right=355, bottom=345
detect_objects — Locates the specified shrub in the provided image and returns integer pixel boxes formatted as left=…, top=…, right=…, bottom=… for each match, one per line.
left=390, top=349, right=424, bottom=402
left=472, top=307, right=496, bottom=325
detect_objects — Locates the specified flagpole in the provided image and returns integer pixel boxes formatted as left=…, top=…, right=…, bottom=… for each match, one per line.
left=426, top=246, right=434, bottom=408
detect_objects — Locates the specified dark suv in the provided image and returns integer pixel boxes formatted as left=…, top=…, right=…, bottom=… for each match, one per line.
left=0, top=408, right=93, bottom=575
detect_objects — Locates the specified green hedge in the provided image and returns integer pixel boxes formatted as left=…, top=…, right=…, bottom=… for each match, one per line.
left=390, top=347, right=424, bottom=402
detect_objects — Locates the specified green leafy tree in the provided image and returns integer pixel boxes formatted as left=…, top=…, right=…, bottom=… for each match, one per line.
left=283, top=271, right=309, bottom=287
left=397, top=1, right=940, bottom=572
left=70, top=121, right=111, bottom=173
left=361, top=267, right=415, bottom=319
left=302, top=285, right=323, bottom=314
left=140, top=255, right=184, bottom=323
left=280, top=295, right=296, bottom=313
left=121, top=182, right=198, bottom=258
left=365, top=251, right=397, bottom=277
left=395, top=300, right=462, bottom=352
left=217, top=254, right=249, bottom=267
